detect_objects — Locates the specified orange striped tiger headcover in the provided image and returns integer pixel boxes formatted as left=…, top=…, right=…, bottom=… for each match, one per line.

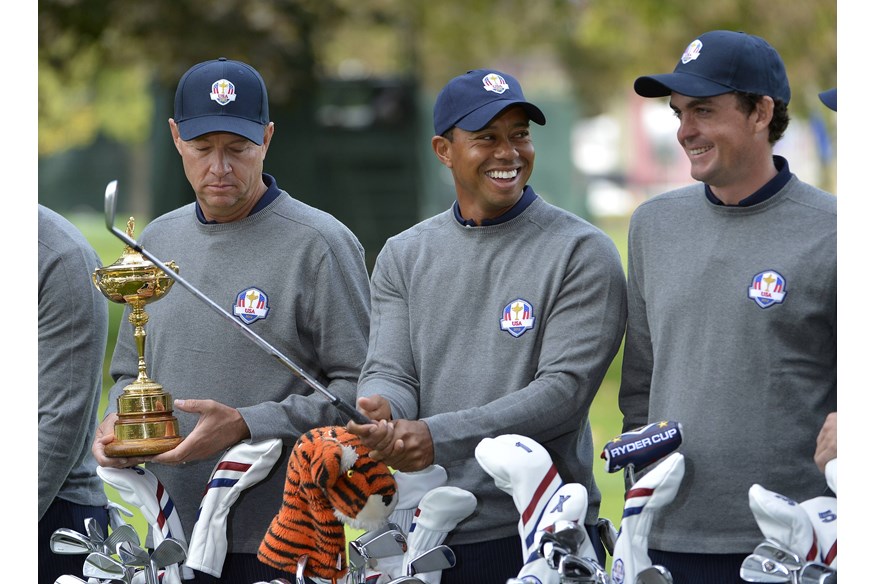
left=258, top=425, right=398, bottom=581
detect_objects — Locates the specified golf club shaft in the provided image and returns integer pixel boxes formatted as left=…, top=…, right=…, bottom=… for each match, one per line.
left=104, top=181, right=369, bottom=425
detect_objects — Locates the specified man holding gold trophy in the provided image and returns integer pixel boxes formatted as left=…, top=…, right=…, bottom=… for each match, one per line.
left=91, top=57, right=372, bottom=583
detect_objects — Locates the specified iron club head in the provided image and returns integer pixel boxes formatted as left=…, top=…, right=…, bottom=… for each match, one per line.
left=798, top=561, right=836, bottom=584
left=636, top=565, right=674, bottom=584
left=83, top=551, right=127, bottom=581
left=49, top=528, right=95, bottom=555
left=104, top=180, right=118, bottom=231
left=557, top=553, right=604, bottom=583
left=102, top=524, right=140, bottom=556
left=407, top=545, right=456, bottom=576
left=739, top=553, right=793, bottom=583
left=295, top=553, right=309, bottom=584
left=753, top=540, right=803, bottom=571
left=117, top=540, right=151, bottom=568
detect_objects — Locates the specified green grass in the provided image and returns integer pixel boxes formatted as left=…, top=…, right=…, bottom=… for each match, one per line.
left=69, top=211, right=631, bottom=558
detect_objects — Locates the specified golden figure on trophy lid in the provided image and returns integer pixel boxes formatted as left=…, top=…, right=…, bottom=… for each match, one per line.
left=92, top=217, right=183, bottom=457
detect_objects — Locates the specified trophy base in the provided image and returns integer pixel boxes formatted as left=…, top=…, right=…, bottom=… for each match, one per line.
left=105, top=435, right=184, bottom=458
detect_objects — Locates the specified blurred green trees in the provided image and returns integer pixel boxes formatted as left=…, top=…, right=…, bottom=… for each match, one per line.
left=40, top=0, right=836, bottom=156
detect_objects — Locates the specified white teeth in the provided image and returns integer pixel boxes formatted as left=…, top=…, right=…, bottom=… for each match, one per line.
left=689, top=146, right=711, bottom=156
left=487, top=169, right=518, bottom=179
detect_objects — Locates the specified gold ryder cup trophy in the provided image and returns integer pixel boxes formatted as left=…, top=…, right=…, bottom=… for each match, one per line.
left=92, top=217, right=183, bottom=457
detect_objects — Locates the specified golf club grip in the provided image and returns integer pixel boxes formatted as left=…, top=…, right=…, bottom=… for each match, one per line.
left=336, top=398, right=371, bottom=425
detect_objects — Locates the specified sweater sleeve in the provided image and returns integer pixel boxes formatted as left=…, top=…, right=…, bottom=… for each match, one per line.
left=38, top=227, right=109, bottom=518
left=356, top=243, right=421, bottom=418
left=618, top=212, right=653, bottom=433
left=241, top=228, right=372, bottom=440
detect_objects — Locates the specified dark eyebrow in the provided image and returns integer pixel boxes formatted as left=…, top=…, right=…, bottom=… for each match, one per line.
left=671, top=96, right=715, bottom=111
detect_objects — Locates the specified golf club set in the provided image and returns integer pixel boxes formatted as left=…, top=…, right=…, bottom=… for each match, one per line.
left=741, top=466, right=837, bottom=583
left=50, top=517, right=187, bottom=583
left=346, top=522, right=457, bottom=584
left=739, top=540, right=836, bottom=583
left=507, top=519, right=608, bottom=583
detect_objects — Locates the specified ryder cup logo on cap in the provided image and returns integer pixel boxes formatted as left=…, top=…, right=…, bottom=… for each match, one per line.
left=748, top=270, right=787, bottom=309
left=210, top=79, right=237, bottom=105
left=680, top=39, right=703, bottom=64
left=633, top=30, right=791, bottom=104
left=174, top=57, right=270, bottom=144
left=482, top=73, right=510, bottom=94
left=500, top=298, right=535, bottom=338
left=433, top=68, right=546, bottom=136
left=233, top=287, right=270, bottom=324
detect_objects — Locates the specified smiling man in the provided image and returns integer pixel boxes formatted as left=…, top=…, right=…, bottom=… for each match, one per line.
left=347, top=69, right=627, bottom=583
left=620, top=31, right=837, bottom=583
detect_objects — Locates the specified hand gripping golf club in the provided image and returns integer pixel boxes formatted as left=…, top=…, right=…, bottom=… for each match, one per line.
left=102, top=180, right=369, bottom=425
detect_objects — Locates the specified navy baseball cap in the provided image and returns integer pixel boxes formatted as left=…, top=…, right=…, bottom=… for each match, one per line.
left=819, top=87, right=837, bottom=111
left=433, top=69, right=546, bottom=136
left=174, top=57, right=270, bottom=144
left=634, top=30, right=791, bottom=104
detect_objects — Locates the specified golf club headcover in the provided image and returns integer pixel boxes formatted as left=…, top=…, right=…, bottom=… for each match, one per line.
left=610, top=452, right=685, bottom=584
left=401, top=486, right=477, bottom=584
left=184, top=438, right=283, bottom=577
left=475, top=434, right=563, bottom=560
left=367, top=465, right=448, bottom=582
left=825, top=458, right=837, bottom=495
left=96, top=465, right=194, bottom=582
left=258, top=426, right=398, bottom=581
left=601, top=421, right=683, bottom=474
left=748, top=484, right=817, bottom=562
left=516, top=482, right=592, bottom=583
left=800, top=496, right=837, bottom=567
left=106, top=501, right=134, bottom=531
left=390, top=465, right=449, bottom=533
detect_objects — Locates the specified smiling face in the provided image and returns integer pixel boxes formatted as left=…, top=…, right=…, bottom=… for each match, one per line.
left=669, top=92, right=776, bottom=204
left=432, top=106, right=535, bottom=225
left=169, top=119, right=274, bottom=222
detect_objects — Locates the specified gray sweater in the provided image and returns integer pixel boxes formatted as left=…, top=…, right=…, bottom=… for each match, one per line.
left=106, top=189, right=371, bottom=552
left=38, top=204, right=109, bottom=518
left=358, top=195, right=627, bottom=545
left=619, top=175, right=837, bottom=553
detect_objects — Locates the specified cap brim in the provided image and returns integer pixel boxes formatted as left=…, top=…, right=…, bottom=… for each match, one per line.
left=818, top=88, right=837, bottom=112
left=177, top=115, right=266, bottom=145
left=454, top=100, right=546, bottom=133
left=634, top=73, right=733, bottom=99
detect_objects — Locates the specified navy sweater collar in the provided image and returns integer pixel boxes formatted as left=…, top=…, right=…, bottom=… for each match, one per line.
left=453, top=185, right=537, bottom=227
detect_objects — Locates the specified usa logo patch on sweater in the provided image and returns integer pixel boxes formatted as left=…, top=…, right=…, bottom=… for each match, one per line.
left=748, top=270, right=787, bottom=309
left=233, top=287, right=270, bottom=324
left=500, top=298, right=535, bottom=337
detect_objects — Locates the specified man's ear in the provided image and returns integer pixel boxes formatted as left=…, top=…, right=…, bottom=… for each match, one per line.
left=168, top=118, right=184, bottom=155
left=753, top=96, right=775, bottom=134
left=432, top=134, right=452, bottom=168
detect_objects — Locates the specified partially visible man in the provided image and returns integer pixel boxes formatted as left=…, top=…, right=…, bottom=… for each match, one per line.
left=621, top=31, right=836, bottom=583
left=92, top=57, right=372, bottom=583
left=815, top=84, right=837, bottom=478
left=349, top=69, right=627, bottom=583
left=39, top=204, right=110, bottom=583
